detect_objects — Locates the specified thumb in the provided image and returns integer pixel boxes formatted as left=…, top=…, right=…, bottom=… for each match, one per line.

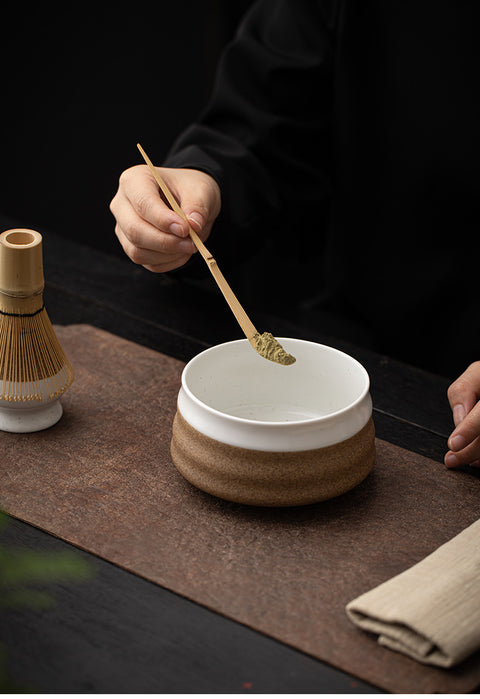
left=186, top=210, right=206, bottom=234
left=182, top=198, right=214, bottom=240
left=166, top=167, right=220, bottom=238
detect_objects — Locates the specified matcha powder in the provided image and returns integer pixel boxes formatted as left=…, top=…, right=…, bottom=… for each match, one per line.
left=253, top=332, right=296, bottom=365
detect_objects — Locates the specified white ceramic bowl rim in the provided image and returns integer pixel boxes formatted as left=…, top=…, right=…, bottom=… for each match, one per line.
left=181, top=337, right=370, bottom=428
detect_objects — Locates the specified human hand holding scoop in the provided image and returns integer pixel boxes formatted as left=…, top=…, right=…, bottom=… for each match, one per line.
left=137, top=143, right=295, bottom=366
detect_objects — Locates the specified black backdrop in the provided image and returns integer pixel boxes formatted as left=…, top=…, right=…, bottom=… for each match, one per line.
left=1, top=2, right=253, bottom=256
left=3, top=3, right=479, bottom=378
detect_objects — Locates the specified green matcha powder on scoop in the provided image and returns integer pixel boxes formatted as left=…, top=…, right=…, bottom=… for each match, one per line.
left=253, top=332, right=296, bottom=365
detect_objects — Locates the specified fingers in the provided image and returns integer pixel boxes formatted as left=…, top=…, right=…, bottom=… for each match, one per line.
left=166, top=168, right=221, bottom=239
left=115, top=222, right=195, bottom=273
left=445, top=409, right=480, bottom=468
left=109, top=164, right=221, bottom=273
left=110, top=165, right=196, bottom=272
left=112, top=208, right=196, bottom=273
left=119, top=165, right=190, bottom=237
left=445, top=442, right=480, bottom=469
left=445, top=361, right=480, bottom=468
left=447, top=361, right=480, bottom=420
left=112, top=191, right=195, bottom=262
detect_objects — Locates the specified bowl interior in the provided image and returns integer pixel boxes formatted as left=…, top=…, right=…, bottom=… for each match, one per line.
left=183, top=338, right=369, bottom=424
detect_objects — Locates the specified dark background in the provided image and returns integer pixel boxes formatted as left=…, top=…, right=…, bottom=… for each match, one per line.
left=0, top=1, right=333, bottom=359
left=2, top=3, right=479, bottom=380
left=1, top=2, right=254, bottom=256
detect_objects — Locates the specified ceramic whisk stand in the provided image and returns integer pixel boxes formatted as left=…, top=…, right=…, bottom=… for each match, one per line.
left=0, top=228, right=74, bottom=432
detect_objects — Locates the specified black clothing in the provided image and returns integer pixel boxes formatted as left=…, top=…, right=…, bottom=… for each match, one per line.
left=165, top=0, right=480, bottom=378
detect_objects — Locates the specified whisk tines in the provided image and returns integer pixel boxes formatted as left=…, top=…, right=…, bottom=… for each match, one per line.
left=0, top=228, right=74, bottom=402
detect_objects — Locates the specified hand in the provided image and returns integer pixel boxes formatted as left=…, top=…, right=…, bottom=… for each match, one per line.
left=445, top=361, right=480, bottom=468
left=110, top=165, right=221, bottom=273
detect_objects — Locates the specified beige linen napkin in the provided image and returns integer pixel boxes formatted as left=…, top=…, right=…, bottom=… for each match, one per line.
left=346, top=518, right=480, bottom=667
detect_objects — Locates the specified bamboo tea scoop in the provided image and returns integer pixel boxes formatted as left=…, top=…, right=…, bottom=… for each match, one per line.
left=137, top=143, right=295, bottom=366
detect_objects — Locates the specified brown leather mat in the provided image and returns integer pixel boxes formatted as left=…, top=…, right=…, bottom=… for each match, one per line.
left=1, top=324, right=480, bottom=693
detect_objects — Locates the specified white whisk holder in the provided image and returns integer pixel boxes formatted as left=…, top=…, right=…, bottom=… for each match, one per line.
left=0, top=391, right=63, bottom=433
left=0, top=367, right=71, bottom=432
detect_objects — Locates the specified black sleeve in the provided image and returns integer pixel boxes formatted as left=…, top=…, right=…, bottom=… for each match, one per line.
left=164, top=0, right=337, bottom=267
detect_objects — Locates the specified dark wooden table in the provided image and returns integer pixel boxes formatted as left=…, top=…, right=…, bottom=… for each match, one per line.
left=0, top=214, right=468, bottom=693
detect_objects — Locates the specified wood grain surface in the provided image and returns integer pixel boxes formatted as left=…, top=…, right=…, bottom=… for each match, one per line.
left=1, top=324, right=479, bottom=693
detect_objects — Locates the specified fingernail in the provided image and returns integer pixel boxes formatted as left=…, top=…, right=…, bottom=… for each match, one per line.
left=453, top=404, right=467, bottom=426
left=448, top=434, right=467, bottom=452
left=445, top=452, right=460, bottom=468
left=169, top=222, right=186, bottom=237
left=188, top=212, right=204, bottom=230
left=178, top=239, right=196, bottom=254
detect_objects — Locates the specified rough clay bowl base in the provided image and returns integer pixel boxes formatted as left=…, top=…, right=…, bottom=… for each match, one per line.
left=171, top=411, right=375, bottom=507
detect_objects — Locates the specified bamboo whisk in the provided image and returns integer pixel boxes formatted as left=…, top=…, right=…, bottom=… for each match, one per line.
left=0, top=229, right=74, bottom=402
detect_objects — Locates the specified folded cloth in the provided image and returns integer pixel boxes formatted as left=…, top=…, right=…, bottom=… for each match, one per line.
left=346, top=518, right=480, bottom=668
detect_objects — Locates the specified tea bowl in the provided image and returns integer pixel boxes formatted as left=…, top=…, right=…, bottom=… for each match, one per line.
left=170, top=338, right=375, bottom=507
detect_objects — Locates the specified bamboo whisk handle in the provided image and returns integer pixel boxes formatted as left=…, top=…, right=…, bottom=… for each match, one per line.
left=0, top=229, right=44, bottom=297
